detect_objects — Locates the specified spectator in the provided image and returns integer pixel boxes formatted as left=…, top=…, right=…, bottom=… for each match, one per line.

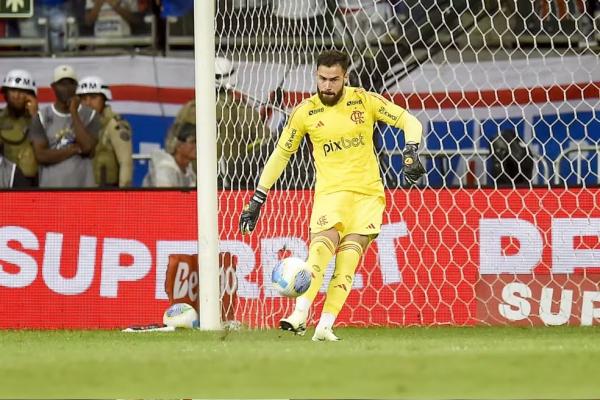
left=0, top=148, right=32, bottom=188
left=76, top=76, right=133, bottom=187
left=143, top=127, right=196, bottom=187
left=19, top=0, right=72, bottom=52
left=218, top=57, right=271, bottom=189
left=0, top=69, right=39, bottom=186
left=85, top=0, right=145, bottom=37
left=490, top=129, right=534, bottom=187
left=164, top=97, right=195, bottom=155
left=28, top=65, right=100, bottom=188
left=0, top=19, right=19, bottom=38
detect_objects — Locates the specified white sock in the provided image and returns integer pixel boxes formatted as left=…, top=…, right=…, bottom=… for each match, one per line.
left=295, top=296, right=311, bottom=315
left=316, top=312, right=336, bottom=330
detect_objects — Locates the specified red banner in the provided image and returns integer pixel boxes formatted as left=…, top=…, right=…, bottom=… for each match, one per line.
left=1, top=189, right=600, bottom=329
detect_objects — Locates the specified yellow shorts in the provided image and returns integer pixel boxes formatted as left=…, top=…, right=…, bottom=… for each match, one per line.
left=309, top=191, right=385, bottom=239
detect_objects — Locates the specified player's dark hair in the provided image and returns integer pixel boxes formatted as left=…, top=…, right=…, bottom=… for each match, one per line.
left=317, top=50, right=351, bottom=72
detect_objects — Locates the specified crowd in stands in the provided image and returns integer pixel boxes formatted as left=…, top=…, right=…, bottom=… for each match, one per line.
left=0, top=0, right=597, bottom=53
left=0, top=0, right=409, bottom=55
left=0, top=56, right=274, bottom=189
left=0, top=0, right=160, bottom=53
left=0, top=64, right=137, bottom=188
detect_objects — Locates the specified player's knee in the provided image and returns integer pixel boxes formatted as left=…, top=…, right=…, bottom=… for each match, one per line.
left=341, top=234, right=370, bottom=252
left=311, top=227, right=340, bottom=249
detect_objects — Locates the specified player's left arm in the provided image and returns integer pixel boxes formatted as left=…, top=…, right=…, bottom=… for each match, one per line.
left=369, top=93, right=425, bottom=184
left=239, top=103, right=307, bottom=234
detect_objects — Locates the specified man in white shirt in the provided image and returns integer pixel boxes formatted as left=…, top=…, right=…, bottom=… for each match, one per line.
left=28, top=65, right=100, bottom=188
left=143, top=126, right=196, bottom=188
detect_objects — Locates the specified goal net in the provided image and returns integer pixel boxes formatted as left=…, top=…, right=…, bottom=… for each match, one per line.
left=214, top=0, right=600, bottom=327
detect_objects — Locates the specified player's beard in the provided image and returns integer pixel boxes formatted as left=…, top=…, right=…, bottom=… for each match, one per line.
left=317, top=87, right=343, bottom=106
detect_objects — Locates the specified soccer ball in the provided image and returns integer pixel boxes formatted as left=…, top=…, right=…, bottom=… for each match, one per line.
left=271, top=257, right=312, bottom=298
left=163, top=303, right=199, bottom=329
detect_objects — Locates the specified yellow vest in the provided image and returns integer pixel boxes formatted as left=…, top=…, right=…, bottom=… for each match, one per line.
left=165, top=100, right=196, bottom=154
left=93, top=107, right=133, bottom=186
left=0, top=108, right=37, bottom=177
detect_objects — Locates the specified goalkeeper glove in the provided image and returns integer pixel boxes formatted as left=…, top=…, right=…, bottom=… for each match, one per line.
left=402, top=142, right=425, bottom=185
left=239, top=189, right=267, bottom=234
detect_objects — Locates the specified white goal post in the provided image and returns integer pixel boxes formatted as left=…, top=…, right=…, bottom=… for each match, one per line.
left=194, top=0, right=221, bottom=331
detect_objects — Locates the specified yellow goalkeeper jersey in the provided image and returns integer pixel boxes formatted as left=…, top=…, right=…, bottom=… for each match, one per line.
left=259, top=86, right=422, bottom=197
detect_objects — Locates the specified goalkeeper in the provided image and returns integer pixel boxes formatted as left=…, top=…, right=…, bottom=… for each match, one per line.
left=239, top=50, right=425, bottom=341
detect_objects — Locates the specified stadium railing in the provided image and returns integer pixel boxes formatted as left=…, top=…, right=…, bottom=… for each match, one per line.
left=554, top=144, right=600, bottom=185
left=133, top=153, right=151, bottom=161
left=65, top=15, right=157, bottom=54
left=165, top=16, right=192, bottom=56
left=0, top=18, right=49, bottom=55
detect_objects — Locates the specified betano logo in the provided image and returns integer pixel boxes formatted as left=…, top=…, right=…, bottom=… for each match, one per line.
left=322, top=134, right=366, bottom=156
left=284, top=128, right=297, bottom=149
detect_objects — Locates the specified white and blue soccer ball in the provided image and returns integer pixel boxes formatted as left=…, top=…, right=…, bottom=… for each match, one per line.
left=163, top=303, right=199, bottom=329
left=271, top=257, right=312, bottom=298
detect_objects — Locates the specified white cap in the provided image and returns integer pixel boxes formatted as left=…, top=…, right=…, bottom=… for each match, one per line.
left=2, top=69, right=37, bottom=95
left=76, top=76, right=112, bottom=101
left=215, top=57, right=236, bottom=88
left=53, top=64, right=77, bottom=83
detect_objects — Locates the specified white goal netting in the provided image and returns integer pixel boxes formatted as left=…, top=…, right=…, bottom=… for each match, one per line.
left=213, top=0, right=600, bottom=327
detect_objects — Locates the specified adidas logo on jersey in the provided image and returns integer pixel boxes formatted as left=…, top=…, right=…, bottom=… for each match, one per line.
left=315, top=121, right=325, bottom=128
left=322, top=134, right=366, bottom=156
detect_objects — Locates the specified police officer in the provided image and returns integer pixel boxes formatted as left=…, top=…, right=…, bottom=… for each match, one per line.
left=0, top=69, right=39, bottom=186
left=0, top=146, right=31, bottom=188
left=164, top=57, right=271, bottom=189
left=76, top=76, right=133, bottom=187
left=165, top=99, right=195, bottom=155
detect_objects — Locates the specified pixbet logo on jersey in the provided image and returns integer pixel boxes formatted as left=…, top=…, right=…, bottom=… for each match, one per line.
left=322, top=134, right=366, bottom=156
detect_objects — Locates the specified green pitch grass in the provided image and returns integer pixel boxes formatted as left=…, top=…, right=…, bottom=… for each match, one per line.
left=1, top=326, right=600, bottom=399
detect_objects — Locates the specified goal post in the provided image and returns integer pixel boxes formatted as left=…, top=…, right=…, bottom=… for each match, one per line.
left=211, top=0, right=600, bottom=327
left=194, top=0, right=221, bottom=331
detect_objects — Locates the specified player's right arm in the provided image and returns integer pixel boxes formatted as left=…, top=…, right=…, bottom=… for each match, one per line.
left=239, top=103, right=307, bottom=234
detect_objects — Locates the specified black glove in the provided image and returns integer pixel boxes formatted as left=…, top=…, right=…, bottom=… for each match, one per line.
left=239, top=189, right=267, bottom=234
left=402, top=143, right=426, bottom=185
